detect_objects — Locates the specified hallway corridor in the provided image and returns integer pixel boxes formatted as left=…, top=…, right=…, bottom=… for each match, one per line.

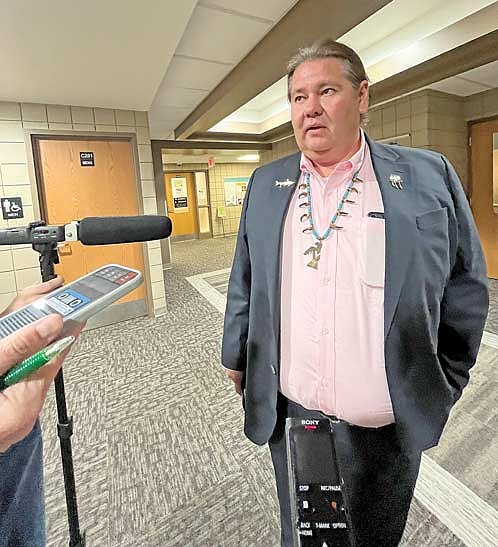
left=40, top=237, right=498, bottom=546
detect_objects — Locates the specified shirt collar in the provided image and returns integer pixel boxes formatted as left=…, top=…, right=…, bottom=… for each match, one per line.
left=300, top=128, right=366, bottom=179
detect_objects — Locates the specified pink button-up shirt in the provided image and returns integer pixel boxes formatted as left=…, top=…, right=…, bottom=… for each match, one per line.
left=279, top=130, right=394, bottom=427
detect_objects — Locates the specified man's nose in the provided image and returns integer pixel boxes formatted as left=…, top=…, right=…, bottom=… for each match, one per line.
left=304, top=95, right=323, bottom=117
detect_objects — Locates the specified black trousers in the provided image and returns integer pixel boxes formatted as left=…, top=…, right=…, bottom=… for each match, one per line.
left=268, top=394, right=422, bottom=547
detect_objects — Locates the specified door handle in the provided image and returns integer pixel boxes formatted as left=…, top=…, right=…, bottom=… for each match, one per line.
left=58, top=243, right=72, bottom=256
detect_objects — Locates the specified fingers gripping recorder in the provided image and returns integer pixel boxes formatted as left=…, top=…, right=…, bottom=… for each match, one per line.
left=0, top=265, right=143, bottom=342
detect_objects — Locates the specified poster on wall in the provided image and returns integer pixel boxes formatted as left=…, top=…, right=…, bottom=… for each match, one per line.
left=171, top=177, right=188, bottom=212
left=195, top=172, right=208, bottom=206
left=224, top=176, right=249, bottom=206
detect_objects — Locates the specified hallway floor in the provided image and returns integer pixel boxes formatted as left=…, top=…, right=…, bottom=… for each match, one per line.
left=40, top=236, right=498, bottom=546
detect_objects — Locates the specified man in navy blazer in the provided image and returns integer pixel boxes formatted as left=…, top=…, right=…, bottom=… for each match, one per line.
left=222, top=39, right=488, bottom=546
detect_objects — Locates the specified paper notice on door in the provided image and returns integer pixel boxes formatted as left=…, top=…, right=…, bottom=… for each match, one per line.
left=171, top=177, right=188, bottom=212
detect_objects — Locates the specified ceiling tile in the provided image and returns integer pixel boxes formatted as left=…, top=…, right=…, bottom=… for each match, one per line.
left=428, top=77, right=490, bottom=96
left=160, top=56, right=230, bottom=92
left=0, top=1, right=198, bottom=110
left=199, top=0, right=297, bottom=22
left=459, top=60, right=498, bottom=89
left=149, top=120, right=177, bottom=140
left=150, top=105, right=192, bottom=122
left=176, top=5, right=271, bottom=65
left=154, top=87, right=208, bottom=109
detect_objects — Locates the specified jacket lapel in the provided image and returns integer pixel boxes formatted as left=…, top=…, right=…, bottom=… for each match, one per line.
left=366, top=136, right=417, bottom=341
left=268, top=152, right=301, bottom=351
left=270, top=152, right=302, bottom=232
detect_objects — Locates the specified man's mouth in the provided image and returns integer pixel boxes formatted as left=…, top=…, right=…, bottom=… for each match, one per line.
left=305, top=125, right=326, bottom=133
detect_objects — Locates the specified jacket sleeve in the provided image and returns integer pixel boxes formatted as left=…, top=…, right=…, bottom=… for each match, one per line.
left=437, top=156, right=489, bottom=400
left=221, top=171, right=255, bottom=372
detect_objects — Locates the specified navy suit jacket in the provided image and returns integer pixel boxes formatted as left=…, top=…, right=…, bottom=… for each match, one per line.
left=222, top=135, right=489, bottom=451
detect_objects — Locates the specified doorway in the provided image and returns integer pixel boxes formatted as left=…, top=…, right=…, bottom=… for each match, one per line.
left=470, top=118, right=498, bottom=279
left=33, top=136, right=147, bottom=326
left=164, top=171, right=200, bottom=240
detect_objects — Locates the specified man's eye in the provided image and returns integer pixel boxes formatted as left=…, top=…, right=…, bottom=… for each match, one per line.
left=322, top=88, right=336, bottom=95
left=294, top=95, right=305, bottom=103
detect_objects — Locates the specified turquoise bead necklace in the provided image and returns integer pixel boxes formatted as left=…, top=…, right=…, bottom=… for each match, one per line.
left=299, top=170, right=363, bottom=269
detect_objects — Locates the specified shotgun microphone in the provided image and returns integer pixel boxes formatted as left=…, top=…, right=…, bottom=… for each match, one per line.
left=77, top=215, right=172, bottom=245
left=0, top=215, right=172, bottom=247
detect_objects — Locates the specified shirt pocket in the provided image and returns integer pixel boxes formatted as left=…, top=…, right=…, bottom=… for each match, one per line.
left=360, top=216, right=386, bottom=288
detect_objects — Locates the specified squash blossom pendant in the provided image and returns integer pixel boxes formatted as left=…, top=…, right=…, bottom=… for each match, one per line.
left=304, top=240, right=323, bottom=269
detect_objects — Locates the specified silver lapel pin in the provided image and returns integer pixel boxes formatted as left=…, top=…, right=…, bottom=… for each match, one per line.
left=389, top=173, right=404, bottom=190
left=274, top=179, right=296, bottom=188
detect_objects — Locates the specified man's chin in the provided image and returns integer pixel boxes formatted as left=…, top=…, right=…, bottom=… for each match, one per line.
left=302, top=140, right=334, bottom=156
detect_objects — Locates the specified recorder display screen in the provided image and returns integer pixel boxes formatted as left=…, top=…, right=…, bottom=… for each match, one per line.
left=291, top=429, right=340, bottom=484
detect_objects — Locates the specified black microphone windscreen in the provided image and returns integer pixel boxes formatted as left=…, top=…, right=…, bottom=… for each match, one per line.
left=78, top=216, right=172, bottom=245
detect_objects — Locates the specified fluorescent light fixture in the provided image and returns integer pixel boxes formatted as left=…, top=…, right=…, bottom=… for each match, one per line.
left=237, top=154, right=260, bottom=161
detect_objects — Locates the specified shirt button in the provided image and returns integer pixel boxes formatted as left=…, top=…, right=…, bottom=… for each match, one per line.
left=322, top=328, right=329, bottom=336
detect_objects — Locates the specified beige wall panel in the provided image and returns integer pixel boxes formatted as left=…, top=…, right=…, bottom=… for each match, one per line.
left=21, top=103, right=47, bottom=122
left=94, top=108, right=115, bottom=125
left=71, top=106, right=94, bottom=124
left=96, top=125, right=117, bottom=132
left=0, top=251, right=14, bottom=273
left=15, top=267, right=41, bottom=290
left=0, top=121, right=24, bottom=142
left=0, top=142, right=27, bottom=163
left=0, top=292, right=17, bottom=311
left=47, top=104, right=71, bottom=124
left=0, top=102, right=21, bottom=121
left=73, top=124, right=96, bottom=131
left=0, top=271, right=17, bottom=293
left=0, top=164, right=29, bottom=185
left=134, top=111, right=148, bottom=127
left=48, top=123, right=72, bottom=130
left=12, top=247, right=40, bottom=270
left=22, top=122, right=49, bottom=130
left=115, top=110, right=135, bottom=125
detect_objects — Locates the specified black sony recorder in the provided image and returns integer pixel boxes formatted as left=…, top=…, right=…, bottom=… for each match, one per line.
left=286, top=418, right=352, bottom=546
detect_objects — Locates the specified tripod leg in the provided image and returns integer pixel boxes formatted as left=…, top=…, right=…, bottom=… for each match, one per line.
left=54, top=369, right=86, bottom=547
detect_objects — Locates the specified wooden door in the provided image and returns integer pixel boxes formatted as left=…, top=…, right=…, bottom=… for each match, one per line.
left=470, top=119, right=498, bottom=279
left=36, top=138, right=145, bottom=302
left=164, top=172, right=198, bottom=238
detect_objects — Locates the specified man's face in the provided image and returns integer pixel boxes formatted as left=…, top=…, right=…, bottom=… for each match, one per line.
left=289, top=57, right=369, bottom=161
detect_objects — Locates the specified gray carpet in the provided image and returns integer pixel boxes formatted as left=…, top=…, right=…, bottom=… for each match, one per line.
left=485, top=278, right=498, bottom=335
left=40, top=237, right=280, bottom=547
left=38, top=236, right=495, bottom=546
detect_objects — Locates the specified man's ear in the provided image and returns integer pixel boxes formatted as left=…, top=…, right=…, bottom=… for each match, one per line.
left=359, top=80, right=369, bottom=113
